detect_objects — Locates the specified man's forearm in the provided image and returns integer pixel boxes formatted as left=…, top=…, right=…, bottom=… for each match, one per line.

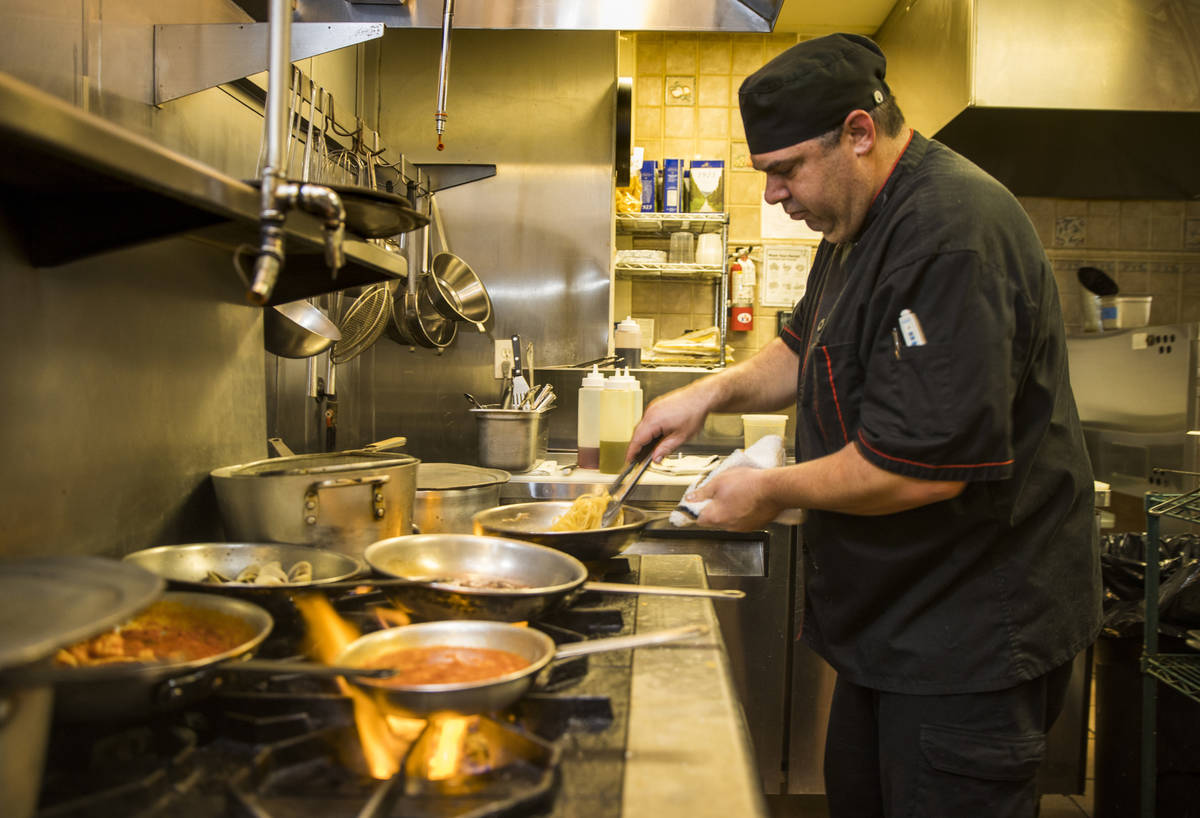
left=701, top=337, right=799, bottom=415
left=764, top=441, right=966, bottom=516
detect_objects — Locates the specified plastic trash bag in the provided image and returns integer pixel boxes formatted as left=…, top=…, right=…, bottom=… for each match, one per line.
left=1099, top=532, right=1200, bottom=638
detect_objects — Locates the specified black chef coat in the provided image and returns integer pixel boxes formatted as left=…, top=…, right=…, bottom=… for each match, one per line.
left=781, top=131, right=1102, bottom=695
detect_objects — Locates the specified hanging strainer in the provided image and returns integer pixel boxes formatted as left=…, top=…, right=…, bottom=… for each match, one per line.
left=329, top=283, right=393, bottom=363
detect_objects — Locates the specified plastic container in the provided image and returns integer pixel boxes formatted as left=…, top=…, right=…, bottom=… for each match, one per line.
left=741, top=414, right=788, bottom=449
left=598, top=375, right=635, bottom=474
left=695, top=233, right=723, bottom=266
left=668, top=231, right=695, bottom=263
left=576, top=365, right=605, bottom=470
left=614, top=316, right=642, bottom=368
left=1100, top=295, right=1153, bottom=330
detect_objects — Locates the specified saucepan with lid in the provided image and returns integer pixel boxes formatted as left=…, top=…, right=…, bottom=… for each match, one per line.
left=210, top=437, right=418, bottom=558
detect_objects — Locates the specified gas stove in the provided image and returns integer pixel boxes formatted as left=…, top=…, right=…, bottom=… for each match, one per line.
left=35, top=555, right=764, bottom=818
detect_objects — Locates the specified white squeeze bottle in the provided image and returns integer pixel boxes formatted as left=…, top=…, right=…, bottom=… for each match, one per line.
left=576, top=365, right=605, bottom=470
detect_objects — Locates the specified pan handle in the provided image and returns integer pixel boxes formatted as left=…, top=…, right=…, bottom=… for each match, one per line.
left=551, top=624, right=708, bottom=660
left=225, top=658, right=396, bottom=679
left=581, top=582, right=744, bottom=600
left=304, top=474, right=391, bottom=525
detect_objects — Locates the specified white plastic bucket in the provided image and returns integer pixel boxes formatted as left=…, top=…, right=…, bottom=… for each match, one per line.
left=742, top=414, right=788, bottom=448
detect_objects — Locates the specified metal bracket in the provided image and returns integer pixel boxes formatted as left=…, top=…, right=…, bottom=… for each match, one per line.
left=154, top=22, right=385, bottom=104
left=415, top=163, right=497, bottom=193
left=303, top=474, right=391, bottom=525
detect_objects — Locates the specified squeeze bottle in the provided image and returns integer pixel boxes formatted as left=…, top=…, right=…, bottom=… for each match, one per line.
left=614, top=316, right=642, bottom=368
left=598, top=374, right=634, bottom=474
left=576, top=365, right=605, bottom=470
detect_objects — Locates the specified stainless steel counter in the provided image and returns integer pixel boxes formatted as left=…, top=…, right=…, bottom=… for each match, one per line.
left=625, top=554, right=767, bottom=818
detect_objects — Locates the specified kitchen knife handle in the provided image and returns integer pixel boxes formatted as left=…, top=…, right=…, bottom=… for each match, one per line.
left=511, top=334, right=524, bottom=377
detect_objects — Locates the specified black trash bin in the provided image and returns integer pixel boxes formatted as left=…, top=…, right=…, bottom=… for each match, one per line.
left=1093, top=533, right=1200, bottom=818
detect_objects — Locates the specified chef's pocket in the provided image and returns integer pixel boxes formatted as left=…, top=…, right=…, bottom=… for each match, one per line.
left=808, top=342, right=863, bottom=449
left=879, top=342, right=957, bottom=441
left=911, top=724, right=1045, bottom=818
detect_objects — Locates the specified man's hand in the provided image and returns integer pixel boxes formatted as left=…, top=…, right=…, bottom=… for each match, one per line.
left=687, top=466, right=782, bottom=530
left=627, top=381, right=714, bottom=464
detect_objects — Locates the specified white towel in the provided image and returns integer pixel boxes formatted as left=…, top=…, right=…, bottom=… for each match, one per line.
left=649, top=453, right=720, bottom=476
left=669, top=435, right=803, bottom=527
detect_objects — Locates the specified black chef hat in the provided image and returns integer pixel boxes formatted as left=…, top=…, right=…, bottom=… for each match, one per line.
left=738, top=33, right=891, bottom=155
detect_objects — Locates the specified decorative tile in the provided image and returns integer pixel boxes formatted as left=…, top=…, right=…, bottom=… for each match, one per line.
left=1184, top=218, right=1200, bottom=248
left=664, top=75, right=694, bottom=106
left=1054, top=216, right=1086, bottom=247
left=730, top=141, right=752, bottom=170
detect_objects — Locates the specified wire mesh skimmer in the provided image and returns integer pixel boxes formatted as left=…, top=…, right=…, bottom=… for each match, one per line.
left=330, top=284, right=393, bottom=363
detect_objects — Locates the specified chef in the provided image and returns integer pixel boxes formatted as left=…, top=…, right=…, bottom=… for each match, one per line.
left=627, top=33, right=1102, bottom=817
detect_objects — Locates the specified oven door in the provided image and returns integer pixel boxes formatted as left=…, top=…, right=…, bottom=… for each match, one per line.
left=624, top=521, right=797, bottom=795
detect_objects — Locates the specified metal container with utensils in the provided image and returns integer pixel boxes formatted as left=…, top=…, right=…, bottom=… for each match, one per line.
left=211, top=447, right=418, bottom=558
left=470, top=408, right=550, bottom=471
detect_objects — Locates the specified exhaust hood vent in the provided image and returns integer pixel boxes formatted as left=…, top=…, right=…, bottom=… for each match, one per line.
left=876, top=0, right=1200, bottom=199
left=234, top=0, right=784, bottom=32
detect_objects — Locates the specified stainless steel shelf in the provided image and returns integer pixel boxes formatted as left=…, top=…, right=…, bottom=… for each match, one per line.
left=0, top=71, right=408, bottom=305
left=616, top=212, right=727, bottom=234
left=615, top=262, right=724, bottom=281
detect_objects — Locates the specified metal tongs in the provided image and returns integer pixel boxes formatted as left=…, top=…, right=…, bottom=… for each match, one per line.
left=600, top=435, right=662, bottom=528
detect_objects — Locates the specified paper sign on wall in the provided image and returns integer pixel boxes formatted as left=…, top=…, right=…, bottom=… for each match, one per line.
left=760, top=244, right=816, bottom=308
left=761, top=201, right=823, bottom=240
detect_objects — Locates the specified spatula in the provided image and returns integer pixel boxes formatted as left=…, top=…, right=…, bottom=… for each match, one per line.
left=510, top=334, right=530, bottom=408
left=600, top=435, right=662, bottom=528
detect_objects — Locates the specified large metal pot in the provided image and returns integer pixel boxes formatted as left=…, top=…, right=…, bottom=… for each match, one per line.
left=211, top=448, right=419, bottom=559
left=414, top=463, right=509, bottom=534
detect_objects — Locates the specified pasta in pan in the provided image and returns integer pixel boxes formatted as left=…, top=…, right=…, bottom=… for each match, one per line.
left=549, top=490, right=621, bottom=531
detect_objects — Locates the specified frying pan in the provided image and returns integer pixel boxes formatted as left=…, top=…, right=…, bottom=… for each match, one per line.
left=335, top=619, right=708, bottom=715
left=361, top=534, right=743, bottom=622
left=39, top=591, right=274, bottom=723
left=121, top=542, right=367, bottom=622
left=21, top=591, right=392, bottom=724
left=471, top=501, right=661, bottom=562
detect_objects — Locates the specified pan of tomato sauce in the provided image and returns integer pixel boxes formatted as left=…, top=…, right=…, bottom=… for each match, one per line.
left=48, top=591, right=272, bottom=723
left=336, top=619, right=708, bottom=716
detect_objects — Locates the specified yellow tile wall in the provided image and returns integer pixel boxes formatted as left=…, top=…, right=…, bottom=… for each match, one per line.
left=616, top=33, right=1200, bottom=363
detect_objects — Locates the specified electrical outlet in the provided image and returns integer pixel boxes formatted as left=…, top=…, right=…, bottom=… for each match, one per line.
left=494, top=339, right=514, bottom=379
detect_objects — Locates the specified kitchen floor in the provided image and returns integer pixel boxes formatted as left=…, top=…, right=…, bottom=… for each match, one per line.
left=766, top=684, right=1097, bottom=817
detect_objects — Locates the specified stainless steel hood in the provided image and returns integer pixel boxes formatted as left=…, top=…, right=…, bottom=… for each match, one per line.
left=875, top=0, right=1200, bottom=199
left=232, top=0, right=784, bottom=32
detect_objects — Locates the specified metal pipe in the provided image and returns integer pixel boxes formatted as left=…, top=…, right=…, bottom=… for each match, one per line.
left=249, top=0, right=295, bottom=304
left=434, top=0, right=454, bottom=150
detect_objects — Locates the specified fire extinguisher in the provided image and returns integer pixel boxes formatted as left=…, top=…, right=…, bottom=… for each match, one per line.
left=730, top=248, right=755, bottom=331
